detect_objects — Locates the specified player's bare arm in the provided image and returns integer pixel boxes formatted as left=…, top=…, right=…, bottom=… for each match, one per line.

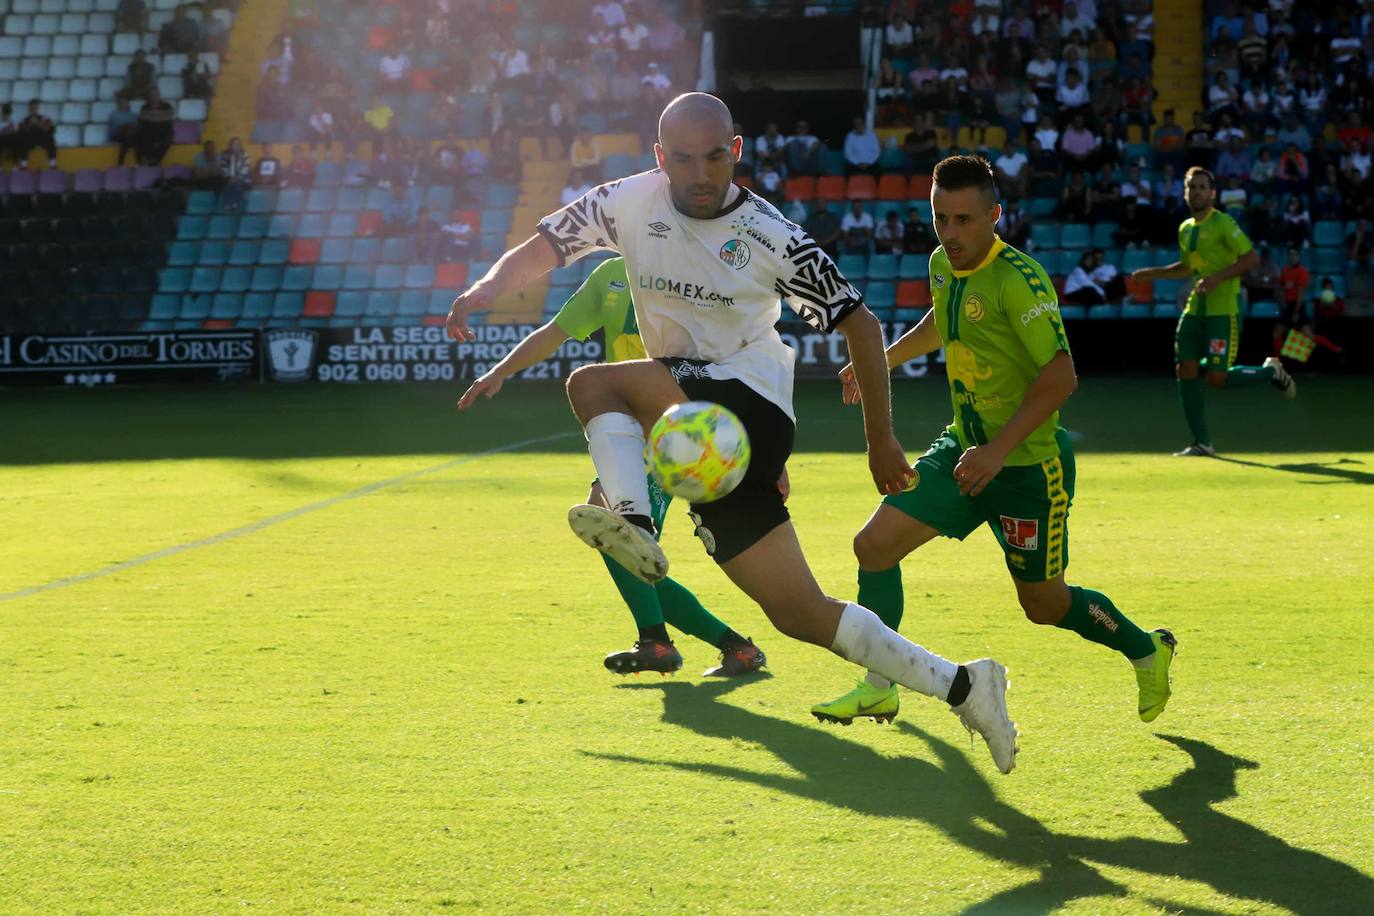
left=837, top=304, right=914, bottom=495
left=955, top=351, right=1077, bottom=497
left=1194, top=248, right=1258, bottom=297
left=1131, top=260, right=1192, bottom=282
left=837, top=307, right=940, bottom=405
left=458, top=321, right=571, bottom=410
left=446, top=233, right=560, bottom=342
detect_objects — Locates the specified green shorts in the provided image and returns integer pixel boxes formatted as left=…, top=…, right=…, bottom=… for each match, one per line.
left=1176, top=312, right=1239, bottom=371
left=883, top=428, right=1075, bottom=582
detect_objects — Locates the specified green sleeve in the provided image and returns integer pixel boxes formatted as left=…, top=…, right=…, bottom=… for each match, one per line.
left=1223, top=214, right=1254, bottom=258
left=1006, top=261, right=1070, bottom=368
left=552, top=260, right=616, bottom=340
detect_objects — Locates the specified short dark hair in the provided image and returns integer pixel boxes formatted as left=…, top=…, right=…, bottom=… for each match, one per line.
left=932, top=154, right=998, bottom=203
left=1184, top=166, right=1216, bottom=189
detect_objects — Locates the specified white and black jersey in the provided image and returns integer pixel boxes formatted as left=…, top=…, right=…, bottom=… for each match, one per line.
left=537, top=169, right=863, bottom=419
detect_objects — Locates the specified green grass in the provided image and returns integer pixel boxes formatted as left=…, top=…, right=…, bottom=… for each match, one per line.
left=3, top=377, right=1373, bottom=914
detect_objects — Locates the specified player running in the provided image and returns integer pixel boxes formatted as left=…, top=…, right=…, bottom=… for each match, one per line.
left=447, top=93, right=1019, bottom=774
left=1131, top=166, right=1295, bottom=457
left=812, top=156, right=1176, bottom=728
left=457, top=256, right=767, bottom=677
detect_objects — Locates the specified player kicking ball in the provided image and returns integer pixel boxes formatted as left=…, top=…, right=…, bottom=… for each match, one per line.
left=1131, top=166, right=1295, bottom=457
left=812, top=156, right=1176, bottom=728
left=447, top=94, right=1019, bottom=774
left=458, top=255, right=766, bottom=677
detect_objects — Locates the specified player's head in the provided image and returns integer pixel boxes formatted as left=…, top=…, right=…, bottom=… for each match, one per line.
left=655, top=92, right=742, bottom=219
left=1184, top=166, right=1216, bottom=214
left=931, top=154, right=1001, bottom=271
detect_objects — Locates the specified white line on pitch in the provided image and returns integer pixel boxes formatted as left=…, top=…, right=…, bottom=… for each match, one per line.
left=0, top=431, right=579, bottom=603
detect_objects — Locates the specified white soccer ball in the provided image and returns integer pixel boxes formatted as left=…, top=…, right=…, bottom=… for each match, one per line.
left=648, top=401, right=751, bottom=503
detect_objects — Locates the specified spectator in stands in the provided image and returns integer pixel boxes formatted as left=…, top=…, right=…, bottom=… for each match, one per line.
left=1033, top=115, right=1059, bottom=155
left=410, top=207, right=443, bottom=263
left=116, top=0, right=147, bottom=33
left=1298, top=72, right=1327, bottom=132
left=876, top=59, right=907, bottom=123
left=182, top=49, right=213, bottom=100
left=885, top=11, right=916, bottom=56
left=218, top=137, right=251, bottom=212
left=107, top=94, right=141, bottom=166
left=281, top=144, right=315, bottom=188
left=1093, top=120, right=1123, bottom=171
left=934, top=77, right=968, bottom=135
left=804, top=199, right=842, bottom=258
left=908, top=53, right=938, bottom=93
left=843, top=116, right=880, bottom=176
left=379, top=47, right=412, bottom=88
left=1240, top=81, right=1271, bottom=136
left=1027, top=136, right=1059, bottom=196
left=1065, top=251, right=1110, bottom=307
left=755, top=157, right=783, bottom=205
left=1208, top=72, right=1241, bottom=122
left=840, top=200, right=874, bottom=254
left=380, top=183, right=417, bottom=238
left=592, top=0, right=626, bottom=28
left=125, top=50, right=156, bottom=103
left=13, top=100, right=57, bottom=171
left=1060, top=114, right=1096, bottom=169
left=1277, top=143, right=1310, bottom=195
left=1058, top=169, right=1094, bottom=222
left=560, top=173, right=592, bottom=206
left=1245, top=246, right=1281, bottom=304
left=441, top=212, right=475, bottom=258
left=261, top=36, right=293, bottom=85
left=755, top=122, right=786, bottom=165
left=1060, top=0, right=1095, bottom=37
left=254, top=144, right=281, bottom=187
left=874, top=209, right=903, bottom=255
left=785, top=120, right=823, bottom=177
left=1282, top=196, right=1311, bottom=246
left=992, top=77, right=1023, bottom=142
left=1279, top=245, right=1309, bottom=309
left=1113, top=199, right=1150, bottom=247
left=618, top=16, right=650, bottom=67
left=1185, top=112, right=1217, bottom=168
left=1092, top=162, right=1122, bottom=217
left=647, top=9, right=686, bottom=63
left=587, top=12, right=619, bottom=70
left=1216, top=136, right=1253, bottom=182
left=362, top=101, right=396, bottom=150
left=1237, top=18, right=1268, bottom=82
left=1055, top=71, right=1091, bottom=126
left=256, top=65, right=289, bottom=121
left=159, top=5, right=202, bottom=54
left=1120, top=76, right=1153, bottom=131
left=0, top=104, right=14, bottom=168
left=497, top=40, right=531, bottom=91
left=641, top=62, right=672, bottom=103
left=1219, top=175, right=1248, bottom=211
left=306, top=101, right=335, bottom=155
left=994, top=140, right=1029, bottom=200
left=1341, top=139, right=1372, bottom=184
left=1313, top=164, right=1343, bottom=220
left=569, top=129, right=602, bottom=185
left=1025, top=46, right=1058, bottom=106
left=903, top=204, right=935, bottom=251
left=190, top=138, right=222, bottom=189
left=489, top=127, right=521, bottom=185
left=607, top=59, right=640, bottom=128
left=1276, top=113, right=1311, bottom=153
left=1058, top=45, right=1089, bottom=88
left=1157, top=162, right=1184, bottom=214
left=995, top=197, right=1030, bottom=249
left=1003, top=6, right=1034, bottom=50
left=1121, top=162, right=1152, bottom=209
left=1242, top=146, right=1275, bottom=194
left=1347, top=219, right=1371, bottom=272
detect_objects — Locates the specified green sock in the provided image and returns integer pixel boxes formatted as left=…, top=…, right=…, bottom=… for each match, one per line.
left=1177, top=376, right=1210, bottom=445
left=655, top=576, right=730, bottom=648
left=858, top=566, right=904, bottom=630
left=1056, top=586, right=1155, bottom=660
left=1226, top=363, right=1276, bottom=387
left=601, top=554, right=665, bottom=630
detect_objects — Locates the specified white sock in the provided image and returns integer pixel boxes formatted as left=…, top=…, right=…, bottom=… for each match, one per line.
left=865, top=671, right=892, bottom=691
left=585, top=412, right=651, bottom=519
left=831, top=603, right=957, bottom=700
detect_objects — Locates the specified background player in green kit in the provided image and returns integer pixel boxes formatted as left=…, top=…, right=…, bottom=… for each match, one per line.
left=1131, top=166, right=1296, bottom=457
left=458, top=256, right=767, bottom=677
left=812, top=156, right=1176, bottom=727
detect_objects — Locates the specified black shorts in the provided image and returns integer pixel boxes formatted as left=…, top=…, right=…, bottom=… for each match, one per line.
left=657, top=357, right=795, bottom=564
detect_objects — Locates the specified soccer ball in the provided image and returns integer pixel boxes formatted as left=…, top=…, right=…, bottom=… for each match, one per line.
left=648, top=401, right=751, bottom=503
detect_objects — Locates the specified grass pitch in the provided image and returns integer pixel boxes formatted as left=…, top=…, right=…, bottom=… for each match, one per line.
left=3, top=376, right=1373, bottom=914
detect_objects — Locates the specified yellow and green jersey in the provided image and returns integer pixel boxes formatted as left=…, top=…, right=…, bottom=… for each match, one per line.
left=929, top=236, right=1070, bottom=466
left=552, top=257, right=644, bottom=363
left=1178, top=209, right=1253, bottom=317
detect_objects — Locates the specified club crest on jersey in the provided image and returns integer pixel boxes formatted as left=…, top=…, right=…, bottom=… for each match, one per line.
left=965, top=295, right=986, bottom=322
left=999, top=516, right=1039, bottom=551
left=934, top=274, right=946, bottom=289
left=719, top=239, right=751, bottom=269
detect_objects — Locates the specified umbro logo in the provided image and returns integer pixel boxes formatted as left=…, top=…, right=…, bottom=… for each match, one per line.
left=648, top=221, right=672, bottom=238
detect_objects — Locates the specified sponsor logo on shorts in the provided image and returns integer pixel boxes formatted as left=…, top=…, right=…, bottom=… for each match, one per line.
left=719, top=239, right=751, bottom=269
left=665, top=359, right=713, bottom=383
left=902, top=468, right=920, bottom=492
left=688, top=510, right=717, bottom=555
left=1020, top=301, right=1060, bottom=326
left=999, top=515, right=1039, bottom=551
left=1088, top=602, right=1119, bottom=632
left=1208, top=338, right=1228, bottom=355
left=965, top=295, right=986, bottom=322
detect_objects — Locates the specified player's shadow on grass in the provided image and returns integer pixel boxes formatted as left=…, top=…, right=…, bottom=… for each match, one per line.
left=590, top=679, right=1372, bottom=915
left=1213, top=455, right=1374, bottom=485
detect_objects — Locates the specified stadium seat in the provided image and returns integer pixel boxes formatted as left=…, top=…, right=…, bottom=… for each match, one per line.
left=318, top=238, right=350, bottom=264
left=864, top=281, right=896, bottom=310
left=815, top=176, right=846, bottom=201
left=210, top=292, right=244, bottom=320
left=236, top=215, right=268, bottom=240
left=1121, top=303, right=1151, bottom=319
left=436, top=262, right=467, bottom=288
left=342, top=264, right=372, bottom=290
left=167, top=240, right=197, bottom=267
left=335, top=290, right=367, bottom=317
left=1030, top=224, right=1061, bottom=250
left=245, top=189, right=275, bottom=214
left=897, top=255, right=929, bottom=280
left=350, top=237, right=381, bottom=264
left=224, top=240, right=259, bottom=266
left=189, top=266, right=221, bottom=294
left=846, top=175, right=877, bottom=200
left=259, top=239, right=290, bottom=265
left=250, top=265, right=283, bottom=292
left=1125, top=275, right=1153, bottom=304
left=379, top=237, right=409, bottom=263
left=266, top=214, right=296, bottom=239
left=196, top=240, right=229, bottom=266
left=1088, top=304, right=1121, bottom=319
left=895, top=280, right=931, bottom=308
left=1152, top=303, right=1181, bottom=319
left=298, top=291, right=333, bottom=318
left=374, top=264, right=404, bottom=289
left=1060, top=224, right=1091, bottom=250
left=876, top=174, right=907, bottom=201
left=326, top=212, right=358, bottom=237
left=784, top=177, right=815, bottom=201
left=908, top=175, right=933, bottom=199
left=1059, top=304, right=1087, bottom=320
left=220, top=266, right=251, bottom=293
left=1091, top=223, right=1119, bottom=249
left=179, top=294, right=211, bottom=320
left=867, top=254, right=898, bottom=281
left=356, top=211, right=384, bottom=236
left=398, top=289, right=428, bottom=317
left=1249, top=300, right=1280, bottom=319
left=288, top=238, right=321, bottom=265
left=158, top=267, right=191, bottom=294
left=404, top=264, right=435, bottom=289
left=241, top=292, right=273, bottom=321
left=313, top=265, right=346, bottom=290
left=335, top=187, right=366, bottom=212
left=297, top=213, right=327, bottom=238
left=305, top=188, right=335, bottom=212
left=365, top=290, right=397, bottom=317
left=837, top=254, right=867, bottom=280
